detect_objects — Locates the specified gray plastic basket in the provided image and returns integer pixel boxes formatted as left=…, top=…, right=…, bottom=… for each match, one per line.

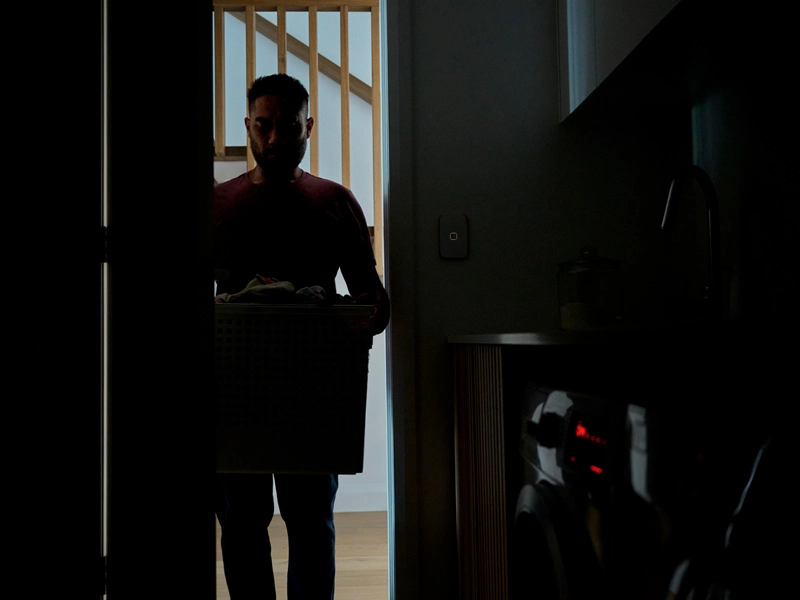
left=214, top=303, right=373, bottom=474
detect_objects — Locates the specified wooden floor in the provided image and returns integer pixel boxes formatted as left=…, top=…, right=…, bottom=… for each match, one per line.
left=216, top=511, right=389, bottom=600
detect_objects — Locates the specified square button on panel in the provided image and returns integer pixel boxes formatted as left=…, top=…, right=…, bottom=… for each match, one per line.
left=439, top=214, right=468, bottom=259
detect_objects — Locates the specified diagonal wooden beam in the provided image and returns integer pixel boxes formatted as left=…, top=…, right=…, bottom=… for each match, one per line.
left=229, top=10, right=372, bottom=104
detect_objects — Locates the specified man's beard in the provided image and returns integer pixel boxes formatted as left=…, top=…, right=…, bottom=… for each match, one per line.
left=253, top=137, right=307, bottom=177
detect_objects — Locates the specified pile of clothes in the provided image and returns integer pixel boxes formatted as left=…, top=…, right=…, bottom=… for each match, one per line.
left=214, top=274, right=356, bottom=306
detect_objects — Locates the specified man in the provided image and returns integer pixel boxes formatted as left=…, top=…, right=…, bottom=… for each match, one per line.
left=213, top=73, right=390, bottom=600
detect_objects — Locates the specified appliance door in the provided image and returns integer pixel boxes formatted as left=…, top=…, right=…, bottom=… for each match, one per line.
left=510, top=481, right=607, bottom=600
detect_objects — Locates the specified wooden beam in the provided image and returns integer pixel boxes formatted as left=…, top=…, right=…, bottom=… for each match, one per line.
left=308, top=7, right=319, bottom=175
left=370, top=5, right=383, bottom=277
left=214, top=6, right=226, bottom=157
left=245, top=7, right=256, bottom=170
left=276, top=6, right=287, bottom=73
left=340, top=5, right=350, bottom=189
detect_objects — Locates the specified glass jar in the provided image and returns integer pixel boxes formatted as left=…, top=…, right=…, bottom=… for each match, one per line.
left=557, top=246, right=622, bottom=331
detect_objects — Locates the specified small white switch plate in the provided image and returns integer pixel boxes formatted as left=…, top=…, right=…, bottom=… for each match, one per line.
left=439, top=214, right=468, bottom=259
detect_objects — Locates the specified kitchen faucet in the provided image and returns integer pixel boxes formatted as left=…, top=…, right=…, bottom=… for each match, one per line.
left=661, top=165, right=723, bottom=321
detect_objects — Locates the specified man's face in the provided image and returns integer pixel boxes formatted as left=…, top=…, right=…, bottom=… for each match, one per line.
left=245, top=94, right=313, bottom=177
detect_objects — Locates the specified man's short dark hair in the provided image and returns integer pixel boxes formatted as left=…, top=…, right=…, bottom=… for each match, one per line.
left=247, top=73, right=310, bottom=113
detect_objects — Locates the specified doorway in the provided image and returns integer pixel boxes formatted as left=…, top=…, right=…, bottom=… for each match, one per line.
left=98, top=2, right=391, bottom=598
left=210, top=4, right=391, bottom=599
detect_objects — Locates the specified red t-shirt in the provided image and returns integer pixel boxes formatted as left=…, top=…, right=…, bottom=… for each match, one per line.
left=214, top=170, right=389, bottom=333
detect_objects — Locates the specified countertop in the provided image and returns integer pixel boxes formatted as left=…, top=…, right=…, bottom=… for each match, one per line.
left=447, top=318, right=759, bottom=347
left=447, top=318, right=781, bottom=416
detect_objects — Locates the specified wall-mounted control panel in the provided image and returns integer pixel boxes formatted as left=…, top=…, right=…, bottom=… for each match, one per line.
left=439, top=214, right=468, bottom=259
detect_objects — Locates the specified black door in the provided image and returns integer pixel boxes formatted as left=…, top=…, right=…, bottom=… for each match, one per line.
left=33, top=4, right=216, bottom=597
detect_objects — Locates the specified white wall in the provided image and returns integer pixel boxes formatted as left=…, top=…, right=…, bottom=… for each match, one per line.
left=213, top=11, right=388, bottom=513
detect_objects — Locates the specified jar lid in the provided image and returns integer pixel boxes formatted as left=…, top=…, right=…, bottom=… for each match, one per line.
left=558, top=246, right=620, bottom=272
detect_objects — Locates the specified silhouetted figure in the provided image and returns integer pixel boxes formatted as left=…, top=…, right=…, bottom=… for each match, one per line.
left=213, top=73, right=389, bottom=600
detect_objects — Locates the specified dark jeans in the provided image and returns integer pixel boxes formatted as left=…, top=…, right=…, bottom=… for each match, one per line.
left=215, top=472, right=338, bottom=600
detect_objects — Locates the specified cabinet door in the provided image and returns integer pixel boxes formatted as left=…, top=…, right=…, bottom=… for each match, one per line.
left=594, top=0, right=679, bottom=84
left=558, top=0, right=596, bottom=119
left=558, top=0, right=679, bottom=120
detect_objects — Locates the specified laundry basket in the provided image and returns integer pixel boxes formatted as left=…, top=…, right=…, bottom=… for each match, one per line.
left=214, top=302, right=374, bottom=474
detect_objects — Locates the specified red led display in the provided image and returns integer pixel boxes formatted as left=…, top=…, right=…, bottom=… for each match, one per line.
left=574, top=420, right=608, bottom=446
left=564, top=412, right=611, bottom=478
left=568, top=454, right=604, bottom=474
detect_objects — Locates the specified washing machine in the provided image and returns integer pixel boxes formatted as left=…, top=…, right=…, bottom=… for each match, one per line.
left=507, top=383, right=769, bottom=600
left=660, top=434, right=787, bottom=600
left=509, top=384, right=637, bottom=599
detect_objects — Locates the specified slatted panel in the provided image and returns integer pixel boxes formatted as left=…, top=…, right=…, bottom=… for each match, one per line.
left=227, top=10, right=373, bottom=105
left=214, top=0, right=376, bottom=7
left=453, top=344, right=508, bottom=600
